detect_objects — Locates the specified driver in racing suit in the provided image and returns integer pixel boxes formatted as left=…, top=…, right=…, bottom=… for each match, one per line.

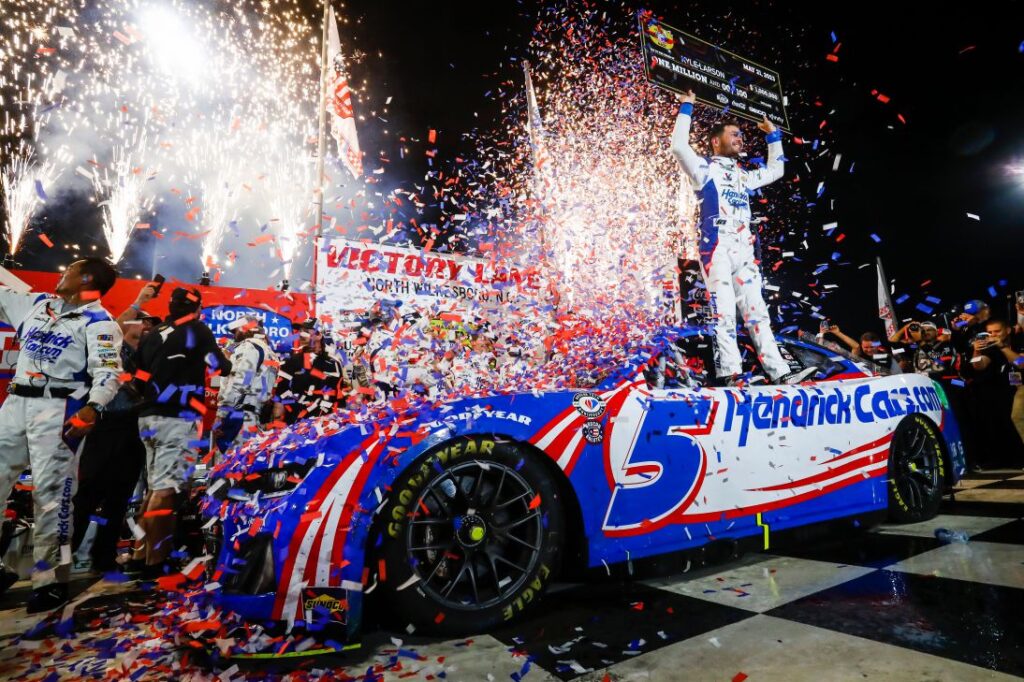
left=0, top=258, right=122, bottom=612
left=670, top=90, right=811, bottom=385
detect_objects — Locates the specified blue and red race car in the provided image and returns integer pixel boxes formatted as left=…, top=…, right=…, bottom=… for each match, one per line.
left=200, top=325, right=964, bottom=652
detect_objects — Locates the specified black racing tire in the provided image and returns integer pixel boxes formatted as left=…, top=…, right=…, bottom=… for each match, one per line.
left=371, top=435, right=564, bottom=634
left=887, top=414, right=946, bottom=523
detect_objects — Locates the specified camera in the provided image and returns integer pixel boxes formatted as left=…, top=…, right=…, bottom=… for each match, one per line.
left=908, top=322, right=921, bottom=333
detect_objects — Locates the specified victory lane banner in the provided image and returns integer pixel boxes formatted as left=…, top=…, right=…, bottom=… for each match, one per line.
left=639, top=11, right=791, bottom=132
left=315, top=236, right=542, bottom=320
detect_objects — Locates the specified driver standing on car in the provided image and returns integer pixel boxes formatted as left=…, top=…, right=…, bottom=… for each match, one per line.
left=670, top=90, right=813, bottom=386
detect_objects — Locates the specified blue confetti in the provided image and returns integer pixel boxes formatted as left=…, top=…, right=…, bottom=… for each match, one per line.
left=34, top=180, right=48, bottom=201
left=895, top=294, right=910, bottom=304
left=869, top=233, right=881, bottom=243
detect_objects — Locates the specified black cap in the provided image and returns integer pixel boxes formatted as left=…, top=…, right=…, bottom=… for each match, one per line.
left=170, top=286, right=201, bottom=312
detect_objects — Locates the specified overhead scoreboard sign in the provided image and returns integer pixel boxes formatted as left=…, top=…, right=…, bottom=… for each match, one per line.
left=639, top=13, right=790, bottom=132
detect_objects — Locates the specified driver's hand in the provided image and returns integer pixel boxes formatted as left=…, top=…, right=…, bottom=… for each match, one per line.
left=675, top=90, right=696, bottom=105
left=757, top=115, right=777, bottom=134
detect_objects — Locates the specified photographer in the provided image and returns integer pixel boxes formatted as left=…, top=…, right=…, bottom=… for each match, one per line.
left=890, top=321, right=956, bottom=380
left=964, top=318, right=1024, bottom=469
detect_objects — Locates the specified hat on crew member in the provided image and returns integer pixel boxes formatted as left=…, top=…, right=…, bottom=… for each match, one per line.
left=963, top=300, right=989, bottom=315
left=170, top=286, right=202, bottom=312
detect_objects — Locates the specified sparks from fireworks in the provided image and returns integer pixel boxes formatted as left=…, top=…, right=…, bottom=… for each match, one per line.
left=89, top=139, right=154, bottom=263
left=2, top=0, right=325, bottom=279
left=264, top=138, right=316, bottom=284
left=1, top=140, right=58, bottom=257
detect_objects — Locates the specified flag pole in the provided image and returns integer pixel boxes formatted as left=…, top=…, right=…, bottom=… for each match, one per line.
left=315, top=1, right=330, bottom=241
left=311, top=0, right=331, bottom=312
left=522, top=60, right=546, bottom=255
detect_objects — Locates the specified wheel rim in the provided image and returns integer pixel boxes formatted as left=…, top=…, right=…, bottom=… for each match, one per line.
left=891, top=420, right=941, bottom=511
left=405, top=460, right=543, bottom=611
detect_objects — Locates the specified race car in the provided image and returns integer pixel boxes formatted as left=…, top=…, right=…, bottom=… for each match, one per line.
left=200, top=325, right=965, bottom=652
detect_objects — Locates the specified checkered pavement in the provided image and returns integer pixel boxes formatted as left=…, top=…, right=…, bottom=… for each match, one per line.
left=1, top=470, right=1022, bottom=681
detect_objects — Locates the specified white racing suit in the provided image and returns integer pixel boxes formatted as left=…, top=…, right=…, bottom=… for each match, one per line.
left=216, top=334, right=278, bottom=454
left=0, top=290, right=122, bottom=586
left=671, top=102, right=791, bottom=381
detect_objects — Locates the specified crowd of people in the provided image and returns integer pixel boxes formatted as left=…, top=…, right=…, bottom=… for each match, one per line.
left=0, top=256, right=1021, bottom=616
left=820, top=297, right=1024, bottom=471
left=0, top=260, right=540, bottom=613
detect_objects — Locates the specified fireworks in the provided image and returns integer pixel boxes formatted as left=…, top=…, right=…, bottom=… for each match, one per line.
left=265, top=138, right=317, bottom=284
left=90, top=144, right=154, bottom=264
left=1, top=140, right=58, bottom=259
left=1, top=0, right=324, bottom=276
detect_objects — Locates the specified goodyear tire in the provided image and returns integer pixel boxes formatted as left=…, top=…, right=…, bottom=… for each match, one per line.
left=372, top=436, right=564, bottom=634
left=887, top=415, right=945, bottom=523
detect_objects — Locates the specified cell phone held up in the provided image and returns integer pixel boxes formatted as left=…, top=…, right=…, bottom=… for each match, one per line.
left=152, top=273, right=165, bottom=296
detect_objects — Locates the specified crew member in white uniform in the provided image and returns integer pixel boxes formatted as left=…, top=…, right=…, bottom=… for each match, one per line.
left=215, top=316, right=278, bottom=455
left=0, top=258, right=122, bottom=612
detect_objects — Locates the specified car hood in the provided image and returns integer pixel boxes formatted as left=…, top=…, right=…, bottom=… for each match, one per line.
left=209, top=414, right=371, bottom=479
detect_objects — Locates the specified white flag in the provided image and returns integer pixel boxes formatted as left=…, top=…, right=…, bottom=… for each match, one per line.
left=327, top=7, right=362, bottom=179
left=876, top=257, right=897, bottom=338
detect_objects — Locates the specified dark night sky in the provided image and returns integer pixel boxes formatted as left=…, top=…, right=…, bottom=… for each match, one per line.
left=332, top=0, right=1024, bottom=333
left=7, top=0, right=1024, bottom=334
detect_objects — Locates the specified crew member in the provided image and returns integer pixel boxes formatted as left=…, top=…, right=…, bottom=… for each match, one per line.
left=214, top=315, right=278, bottom=455
left=132, top=287, right=230, bottom=576
left=0, top=258, right=122, bottom=611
